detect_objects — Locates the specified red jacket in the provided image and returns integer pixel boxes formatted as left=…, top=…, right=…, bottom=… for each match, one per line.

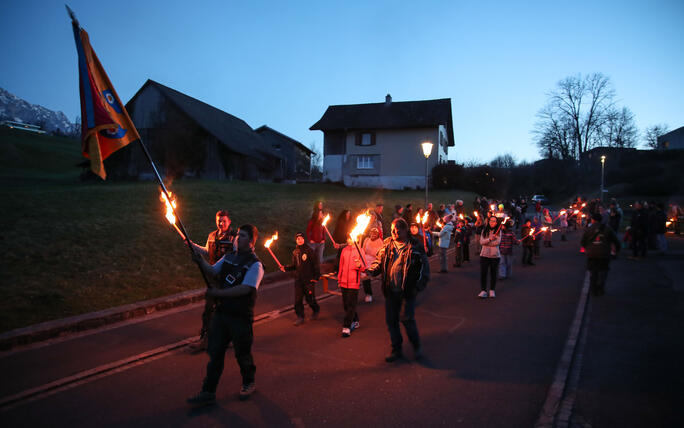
left=338, top=245, right=364, bottom=289
left=306, top=219, right=325, bottom=243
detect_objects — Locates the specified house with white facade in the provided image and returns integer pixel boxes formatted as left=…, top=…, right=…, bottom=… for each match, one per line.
left=310, top=95, right=454, bottom=189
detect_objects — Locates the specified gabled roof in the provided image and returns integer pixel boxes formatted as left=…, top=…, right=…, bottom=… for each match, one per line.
left=310, top=98, right=454, bottom=146
left=254, top=125, right=314, bottom=155
left=126, top=80, right=282, bottom=162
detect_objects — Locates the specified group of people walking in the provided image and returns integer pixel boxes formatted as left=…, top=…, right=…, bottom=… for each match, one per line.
left=182, top=194, right=677, bottom=406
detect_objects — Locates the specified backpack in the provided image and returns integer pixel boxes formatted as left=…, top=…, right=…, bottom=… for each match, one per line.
left=585, top=225, right=611, bottom=259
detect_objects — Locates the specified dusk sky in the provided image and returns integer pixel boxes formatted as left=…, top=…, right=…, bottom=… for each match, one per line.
left=1, top=0, right=682, bottom=164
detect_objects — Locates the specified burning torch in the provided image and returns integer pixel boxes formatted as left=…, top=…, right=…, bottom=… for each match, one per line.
left=349, top=212, right=371, bottom=269
left=264, top=232, right=284, bottom=270
left=321, top=213, right=337, bottom=246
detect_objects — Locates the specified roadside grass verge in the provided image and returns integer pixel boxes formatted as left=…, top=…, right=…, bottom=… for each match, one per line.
left=0, top=179, right=475, bottom=332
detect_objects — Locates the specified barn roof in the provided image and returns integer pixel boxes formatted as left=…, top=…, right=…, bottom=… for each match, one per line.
left=254, top=125, right=314, bottom=155
left=127, top=80, right=282, bottom=162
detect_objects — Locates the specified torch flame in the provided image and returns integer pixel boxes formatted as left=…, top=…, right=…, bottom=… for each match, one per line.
left=264, top=231, right=279, bottom=248
left=436, top=220, right=443, bottom=228
left=458, top=214, right=464, bottom=220
left=473, top=211, right=479, bottom=217
left=350, top=212, right=372, bottom=242
left=422, top=212, right=429, bottom=225
left=322, top=214, right=330, bottom=227
left=415, top=214, right=421, bottom=223
left=160, top=191, right=177, bottom=225
left=581, top=203, right=587, bottom=208
left=541, top=227, right=548, bottom=231
left=573, top=210, right=580, bottom=215
left=528, top=229, right=534, bottom=236
left=560, top=210, right=567, bottom=216
left=490, top=204, right=495, bottom=212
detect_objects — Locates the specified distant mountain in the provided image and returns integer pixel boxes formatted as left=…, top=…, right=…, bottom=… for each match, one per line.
left=0, top=87, right=77, bottom=136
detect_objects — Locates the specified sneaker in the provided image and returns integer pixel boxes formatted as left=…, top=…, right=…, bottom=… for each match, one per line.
left=351, top=321, right=360, bottom=331
left=385, top=351, right=403, bottom=362
left=293, top=317, right=305, bottom=326
left=478, top=291, right=488, bottom=298
left=341, top=328, right=351, bottom=338
left=364, top=295, right=373, bottom=303
left=239, top=383, right=255, bottom=400
left=489, top=290, right=496, bottom=298
left=186, top=390, right=216, bottom=406
left=311, top=311, right=319, bottom=320
left=188, top=336, right=208, bottom=353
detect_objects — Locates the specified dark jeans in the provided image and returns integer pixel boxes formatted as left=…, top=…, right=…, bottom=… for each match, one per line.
left=453, top=243, right=463, bottom=267
left=341, top=288, right=359, bottom=328
left=199, top=295, right=217, bottom=338
left=523, top=246, right=533, bottom=265
left=362, top=278, right=373, bottom=296
left=384, top=291, right=420, bottom=352
left=202, top=312, right=255, bottom=392
left=589, top=269, right=609, bottom=296
left=480, top=256, right=499, bottom=291
left=463, top=238, right=470, bottom=261
left=632, top=235, right=647, bottom=258
left=294, top=279, right=319, bottom=318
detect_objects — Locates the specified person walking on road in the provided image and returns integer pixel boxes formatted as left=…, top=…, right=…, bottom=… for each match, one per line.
left=433, top=215, right=454, bottom=273
left=187, top=225, right=264, bottom=405
left=367, top=218, right=430, bottom=362
left=581, top=213, right=620, bottom=296
left=478, top=216, right=501, bottom=298
left=187, top=210, right=236, bottom=353
left=338, top=237, right=365, bottom=337
left=498, top=219, right=517, bottom=280
left=361, top=227, right=383, bottom=302
left=520, top=219, right=535, bottom=266
left=282, top=233, right=320, bottom=326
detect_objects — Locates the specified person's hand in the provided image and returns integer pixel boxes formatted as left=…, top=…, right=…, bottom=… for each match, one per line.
left=333, top=243, right=341, bottom=249
left=191, top=249, right=202, bottom=263
left=310, top=279, right=317, bottom=284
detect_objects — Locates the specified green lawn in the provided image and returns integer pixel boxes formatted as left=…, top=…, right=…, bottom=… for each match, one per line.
left=0, top=129, right=476, bottom=332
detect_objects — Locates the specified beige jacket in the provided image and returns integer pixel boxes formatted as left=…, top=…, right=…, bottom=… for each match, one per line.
left=479, top=230, right=502, bottom=258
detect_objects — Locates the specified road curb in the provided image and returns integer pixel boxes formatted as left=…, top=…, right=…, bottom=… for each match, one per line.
left=0, top=263, right=331, bottom=351
left=535, top=271, right=591, bottom=428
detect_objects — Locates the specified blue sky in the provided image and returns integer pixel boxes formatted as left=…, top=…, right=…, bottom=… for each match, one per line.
left=1, top=0, right=682, bottom=163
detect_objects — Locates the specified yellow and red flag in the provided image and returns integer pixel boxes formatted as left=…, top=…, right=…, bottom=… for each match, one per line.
left=70, top=12, right=139, bottom=179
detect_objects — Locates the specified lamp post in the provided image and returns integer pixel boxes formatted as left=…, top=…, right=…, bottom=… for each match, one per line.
left=600, top=155, right=606, bottom=203
left=421, top=141, right=433, bottom=209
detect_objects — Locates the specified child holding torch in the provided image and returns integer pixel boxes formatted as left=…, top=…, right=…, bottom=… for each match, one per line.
left=281, top=233, right=320, bottom=326
left=338, top=236, right=365, bottom=337
left=520, top=219, right=535, bottom=266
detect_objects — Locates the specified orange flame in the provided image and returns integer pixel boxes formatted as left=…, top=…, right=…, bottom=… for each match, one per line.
left=436, top=220, right=443, bottom=228
left=350, top=212, right=371, bottom=242
left=573, top=210, right=580, bottom=215
left=473, top=211, right=479, bottom=217
left=490, top=204, right=495, bottom=211
left=560, top=210, right=567, bottom=216
left=528, top=229, right=534, bottom=236
left=321, top=214, right=331, bottom=227
left=541, top=227, right=549, bottom=231
left=160, top=191, right=177, bottom=225
left=415, top=214, right=421, bottom=223
left=264, top=231, right=279, bottom=248
left=458, top=213, right=464, bottom=220
left=422, top=212, right=429, bottom=225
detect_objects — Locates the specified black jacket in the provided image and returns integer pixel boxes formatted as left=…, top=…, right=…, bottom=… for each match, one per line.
left=285, top=245, right=320, bottom=282
left=367, top=237, right=430, bottom=298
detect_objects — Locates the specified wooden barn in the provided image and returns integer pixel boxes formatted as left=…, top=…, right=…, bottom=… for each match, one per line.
left=105, top=79, right=284, bottom=181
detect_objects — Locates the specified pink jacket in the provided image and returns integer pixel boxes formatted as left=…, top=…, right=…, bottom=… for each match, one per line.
left=338, top=244, right=365, bottom=289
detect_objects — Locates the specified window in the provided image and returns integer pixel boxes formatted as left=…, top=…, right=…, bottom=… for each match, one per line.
left=357, top=156, right=374, bottom=169
left=356, top=132, right=376, bottom=146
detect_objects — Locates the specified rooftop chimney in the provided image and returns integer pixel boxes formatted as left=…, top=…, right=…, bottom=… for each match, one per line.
left=385, top=94, right=392, bottom=105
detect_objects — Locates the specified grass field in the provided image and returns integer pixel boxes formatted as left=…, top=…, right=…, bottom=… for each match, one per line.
left=0, top=128, right=476, bottom=332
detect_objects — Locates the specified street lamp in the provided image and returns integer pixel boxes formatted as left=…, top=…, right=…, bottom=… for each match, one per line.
left=421, top=141, right=433, bottom=209
left=600, top=155, right=606, bottom=203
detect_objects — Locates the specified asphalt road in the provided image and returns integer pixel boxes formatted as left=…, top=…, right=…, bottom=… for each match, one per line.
left=1, top=232, right=679, bottom=427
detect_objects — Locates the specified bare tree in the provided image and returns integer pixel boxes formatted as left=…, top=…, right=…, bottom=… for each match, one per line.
left=490, top=153, right=516, bottom=169
left=643, top=124, right=669, bottom=149
left=534, top=73, right=616, bottom=160
left=309, top=141, right=323, bottom=180
left=601, top=107, right=638, bottom=148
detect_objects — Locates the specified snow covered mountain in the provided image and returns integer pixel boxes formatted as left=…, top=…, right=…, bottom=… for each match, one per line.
left=0, top=87, right=77, bottom=135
